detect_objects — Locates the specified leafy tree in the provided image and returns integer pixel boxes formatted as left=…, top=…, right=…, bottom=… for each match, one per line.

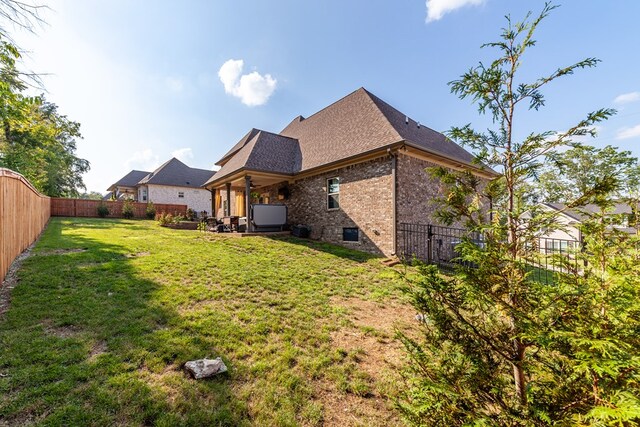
left=538, top=144, right=640, bottom=202
left=398, top=3, right=638, bottom=425
left=0, top=95, right=89, bottom=196
left=79, top=191, right=105, bottom=200
left=0, top=1, right=89, bottom=197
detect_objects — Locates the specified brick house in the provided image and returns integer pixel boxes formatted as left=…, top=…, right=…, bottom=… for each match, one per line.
left=204, top=88, right=496, bottom=256
left=107, top=158, right=215, bottom=214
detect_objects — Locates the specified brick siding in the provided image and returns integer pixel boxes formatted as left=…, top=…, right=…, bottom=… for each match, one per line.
left=258, top=157, right=394, bottom=255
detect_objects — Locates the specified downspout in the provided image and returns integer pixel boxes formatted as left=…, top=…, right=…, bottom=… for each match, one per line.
left=245, top=175, right=252, bottom=232
left=390, top=149, right=397, bottom=256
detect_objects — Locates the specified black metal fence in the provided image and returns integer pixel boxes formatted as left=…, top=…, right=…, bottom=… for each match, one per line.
left=399, top=223, right=582, bottom=285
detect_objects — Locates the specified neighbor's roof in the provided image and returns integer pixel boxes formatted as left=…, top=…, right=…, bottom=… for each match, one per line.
left=544, top=202, right=633, bottom=222
left=138, top=158, right=215, bottom=188
left=107, top=170, right=150, bottom=191
left=205, top=87, right=483, bottom=187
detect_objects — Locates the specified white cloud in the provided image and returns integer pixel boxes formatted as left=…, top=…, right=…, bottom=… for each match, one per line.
left=125, top=149, right=161, bottom=171
left=616, top=125, right=640, bottom=140
left=426, top=0, right=485, bottom=22
left=164, top=76, right=184, bottom=93
left=171, top=147, right=194, bottom=163
left=613, top=91, right=640, bottom=105
left=218, top=59, right=277, bottom=106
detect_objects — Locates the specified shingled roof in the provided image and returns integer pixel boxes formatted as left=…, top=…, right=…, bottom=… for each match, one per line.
left=211, top=131, right=301, bottom=182
left=139, top=158, right=215, bottom=188
left=107, top=170, right=150, bottom=191
left=544, top=202, right=632, bottom=222
left=280, top=87, right=475, bottom=171
left=205, top=87, right=483, bottom=187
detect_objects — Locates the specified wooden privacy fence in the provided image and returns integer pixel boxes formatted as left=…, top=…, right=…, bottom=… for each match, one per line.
left=0, top=168, right=51, bottom=283
left=50, top=198, right=187, bottom=218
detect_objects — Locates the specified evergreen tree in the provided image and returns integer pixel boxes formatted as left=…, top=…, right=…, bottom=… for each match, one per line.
left=398, top=3, right=639, bottom=425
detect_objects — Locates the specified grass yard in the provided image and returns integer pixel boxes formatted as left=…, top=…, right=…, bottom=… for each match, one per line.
left=0, top=218, right=416, bottom=426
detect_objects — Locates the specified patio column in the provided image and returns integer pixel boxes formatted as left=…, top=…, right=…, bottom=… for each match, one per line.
left=225, top=183, right=231, bottom=216
left=210, top=189, right=215, bottom=218
left=245, top=175, right=252, bottom=232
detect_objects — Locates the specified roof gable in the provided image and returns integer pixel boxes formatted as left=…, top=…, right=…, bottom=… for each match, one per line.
left=279, top=88, right=403, bottom=171
left=207, top=87, right=484, bottom=186
left=107, top=170, right=150, bottom=191
left=205, top=131, right=301, bottom=184
left=217, top=128, right=260, bottom=166
left=366, top=90, right=475, bottom=164
left=139, top=158, right=215, bottom=188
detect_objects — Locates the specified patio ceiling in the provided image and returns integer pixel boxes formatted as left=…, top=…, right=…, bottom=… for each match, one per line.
left=208, top=170, right=290, bottom=191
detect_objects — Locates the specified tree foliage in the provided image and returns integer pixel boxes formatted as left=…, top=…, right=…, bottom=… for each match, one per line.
left=0, top=1, right=89, bottom=197
left=79, top=191, right=105, bottom=200
left=398, top=3, right=639, bottom=425
left=537, top=144, right=640, bottom=202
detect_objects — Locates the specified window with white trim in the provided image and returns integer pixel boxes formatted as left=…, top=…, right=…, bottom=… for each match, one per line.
left=327, top=177, right=340, bottom=210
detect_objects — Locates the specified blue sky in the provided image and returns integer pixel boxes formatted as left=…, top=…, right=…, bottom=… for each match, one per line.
left=13, top=0, right=640, bottom=193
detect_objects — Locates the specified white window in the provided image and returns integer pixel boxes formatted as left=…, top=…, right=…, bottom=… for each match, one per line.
left=142, top=189, right=147, bottom=202
left=178, top=191, right=184, bottom=198
left=327, top=177, right=340, bottom=210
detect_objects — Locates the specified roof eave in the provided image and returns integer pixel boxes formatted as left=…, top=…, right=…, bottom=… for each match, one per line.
left=202, top=167, right=294, bottom=188
left=401, top=140, right=500, bottom=178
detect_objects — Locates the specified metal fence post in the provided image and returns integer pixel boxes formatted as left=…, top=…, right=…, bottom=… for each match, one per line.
left=427, top=224, right=433, bottom=264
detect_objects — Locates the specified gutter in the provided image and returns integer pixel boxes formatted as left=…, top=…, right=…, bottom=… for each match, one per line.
left=390, top=149, right=397, bottom=255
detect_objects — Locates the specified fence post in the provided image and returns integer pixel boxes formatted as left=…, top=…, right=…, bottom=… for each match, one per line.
left=427, top=224, right=433, bottom=264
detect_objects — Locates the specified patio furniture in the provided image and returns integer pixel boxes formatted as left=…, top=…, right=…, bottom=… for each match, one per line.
left=222, top=216, right=239, bottom=232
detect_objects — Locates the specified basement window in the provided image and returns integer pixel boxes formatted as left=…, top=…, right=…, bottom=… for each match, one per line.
left=343, top=227, right=359, bottom=242
left=327, top=177, right=340, bottom=210
left=178, top=191, right=184, bottom=198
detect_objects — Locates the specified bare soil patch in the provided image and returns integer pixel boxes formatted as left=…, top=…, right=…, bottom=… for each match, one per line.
left=0, top=243, right=37, bottom=318
left=320, top=297, right=419, bottom=426
left=89, top=340, right=108, bottom=360
left=37, top=248, right=87, bottom=256
left=42, top=319, right=81, bottom=338
left=125, top=251, right=151, bottom=258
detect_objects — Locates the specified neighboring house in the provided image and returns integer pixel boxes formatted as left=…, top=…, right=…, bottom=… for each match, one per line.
left=203, top=87, right=496, bottom=256
left=106, top=170, right=150, bottom=200
left=107, top=158, right=215, bottom=214
left=538, top=202, right=636, bottom=244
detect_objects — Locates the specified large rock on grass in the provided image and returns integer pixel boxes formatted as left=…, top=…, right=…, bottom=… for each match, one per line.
left=184, top=357, right=228, bottom=379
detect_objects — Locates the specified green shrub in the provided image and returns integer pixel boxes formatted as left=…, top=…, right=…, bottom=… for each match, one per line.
left=122, top=198, right=135, bottom=219
left=156, top=212, right=175, bottom=226
left=96, top=203, right=109, bottom=218
left=186, top=208, right=195, bottom=221
left=145, top=202, right=156, bottom=219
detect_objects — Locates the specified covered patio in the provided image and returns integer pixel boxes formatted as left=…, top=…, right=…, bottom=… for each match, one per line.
left=209, top=171, right=290, bottom=233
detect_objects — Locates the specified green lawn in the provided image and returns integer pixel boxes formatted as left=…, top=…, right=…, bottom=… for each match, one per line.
left=0, top=218, right=413, bottom=426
